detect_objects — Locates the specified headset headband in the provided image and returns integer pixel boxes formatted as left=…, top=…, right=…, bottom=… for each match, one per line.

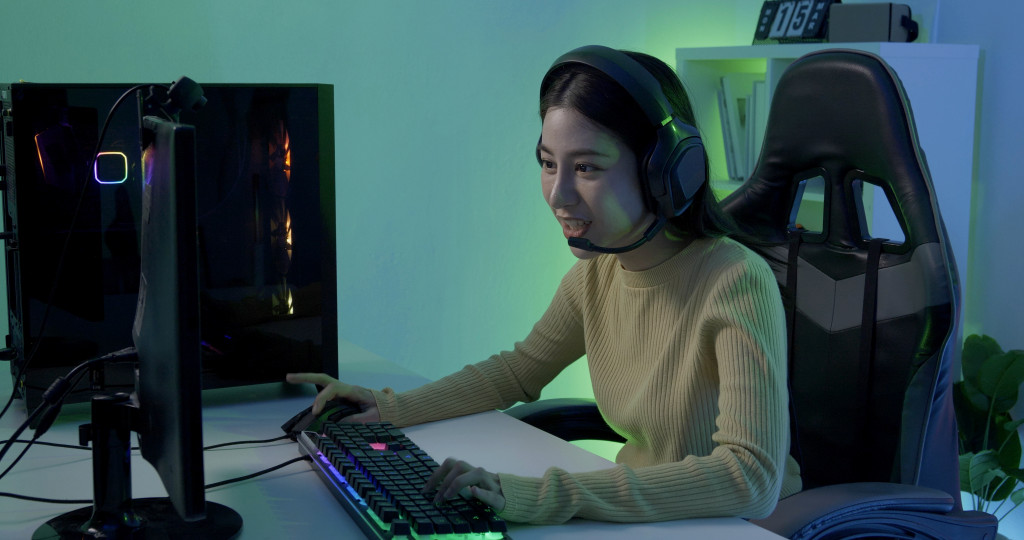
left=543, top=45, right=676, bottom=130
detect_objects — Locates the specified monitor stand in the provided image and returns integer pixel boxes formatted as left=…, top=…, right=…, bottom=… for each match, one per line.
left=31, top=393, right=243, bottom=539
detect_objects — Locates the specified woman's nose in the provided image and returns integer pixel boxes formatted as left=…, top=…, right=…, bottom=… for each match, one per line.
left=547, top=169, right=578, bottom=209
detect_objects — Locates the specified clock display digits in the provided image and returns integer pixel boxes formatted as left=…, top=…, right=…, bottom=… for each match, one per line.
left=786, top=0, right=814, bottom=37
left=753, top=0, right=837, bottom=43
left=768, top=1, right=794, bottom=38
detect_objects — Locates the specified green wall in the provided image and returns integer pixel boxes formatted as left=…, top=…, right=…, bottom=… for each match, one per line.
left=0, top=0, right=761, bottom=401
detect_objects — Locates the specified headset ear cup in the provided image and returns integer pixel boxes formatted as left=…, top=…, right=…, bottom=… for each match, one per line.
left=645, top=120, right=707, bottom=218
left=667, top=141, right=707, bottom=216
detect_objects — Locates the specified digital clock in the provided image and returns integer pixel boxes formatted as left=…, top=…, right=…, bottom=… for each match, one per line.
left=753, top=0, right=838, bottom=43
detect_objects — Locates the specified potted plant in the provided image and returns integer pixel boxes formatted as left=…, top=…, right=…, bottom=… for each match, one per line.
left=955, top=334, right=1024, bottom=521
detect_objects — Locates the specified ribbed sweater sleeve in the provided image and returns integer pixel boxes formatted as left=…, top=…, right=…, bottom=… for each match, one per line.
left=371, top=237, right=797, bottom=524
left=498, top=239, right=793, bottom=523
left=371, top=268, right=586, bottom=428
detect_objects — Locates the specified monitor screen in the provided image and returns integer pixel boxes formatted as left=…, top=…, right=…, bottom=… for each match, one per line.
left=1, top=83, right=337, bottom=409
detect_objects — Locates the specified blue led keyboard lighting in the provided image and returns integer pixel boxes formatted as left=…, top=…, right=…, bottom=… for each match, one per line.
left=297, top=422, right=510, bottom=540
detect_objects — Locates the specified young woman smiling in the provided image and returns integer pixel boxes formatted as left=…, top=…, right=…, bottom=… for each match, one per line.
left=288, top=45, right=800, bottom=525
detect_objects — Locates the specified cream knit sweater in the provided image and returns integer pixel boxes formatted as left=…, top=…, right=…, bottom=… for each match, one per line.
left=372, top=236, right=802, bottom=524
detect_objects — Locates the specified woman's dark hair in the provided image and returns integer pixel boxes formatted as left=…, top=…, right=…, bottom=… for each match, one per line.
left=539, top=50, right=739, bottom=239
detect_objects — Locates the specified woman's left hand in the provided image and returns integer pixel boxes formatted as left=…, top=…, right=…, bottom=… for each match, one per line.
left=422, top=457, right=505, bottom=512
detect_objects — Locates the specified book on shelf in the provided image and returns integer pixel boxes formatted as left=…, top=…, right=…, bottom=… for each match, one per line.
left=716, top=88, right=738, bottom=182
left=718, top=72, right=765, bottom=182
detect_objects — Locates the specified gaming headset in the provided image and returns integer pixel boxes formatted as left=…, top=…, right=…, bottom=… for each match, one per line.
left=539, top=45, right=708, bottom=253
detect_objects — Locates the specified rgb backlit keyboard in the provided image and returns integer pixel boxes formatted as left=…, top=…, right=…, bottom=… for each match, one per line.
left=297, top=421, right=510, bottom=539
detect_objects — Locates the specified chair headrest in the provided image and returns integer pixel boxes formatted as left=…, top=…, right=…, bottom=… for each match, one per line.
left=723, top=50, right=942, bottom=251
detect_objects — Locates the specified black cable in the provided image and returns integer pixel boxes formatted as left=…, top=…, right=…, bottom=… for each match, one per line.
left=0, top=491, right=91, bottom=505
left=0, top=401, right=46, bottom=471
left=0, top=441, right=34, bottom=481
left=0, top=440, right=86, bottom=451
left=0, top=83, right=165, bottom=423
left=1, top=434, right=292, bottom=453
left=204, top=455, right=311, bottom=490
left=0, top=349, right=135, bottom=481
left=203, top=435, right=291, bottom=450
left=0, top=455, right=313, bottom=504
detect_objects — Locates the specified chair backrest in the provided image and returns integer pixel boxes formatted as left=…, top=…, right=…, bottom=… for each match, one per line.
left=721, top=50, right=962, bottom=502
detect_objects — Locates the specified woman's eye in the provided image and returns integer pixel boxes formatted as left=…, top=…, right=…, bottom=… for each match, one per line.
left=575, top=163, right=597, bottom=173
left=540, top=159, right=555, bottom=170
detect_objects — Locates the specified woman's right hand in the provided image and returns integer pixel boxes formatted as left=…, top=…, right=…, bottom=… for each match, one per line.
left=285, top=372, right=381, bottom=423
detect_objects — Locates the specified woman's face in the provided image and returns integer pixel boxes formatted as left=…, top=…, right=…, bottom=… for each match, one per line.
left=539, top=106, right=656, bottom=262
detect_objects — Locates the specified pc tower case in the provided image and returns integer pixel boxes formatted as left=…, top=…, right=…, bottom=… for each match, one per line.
left=0, top=82, right=337, bottom=410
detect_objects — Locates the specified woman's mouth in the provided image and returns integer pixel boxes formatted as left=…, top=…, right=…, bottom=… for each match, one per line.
left=561, top=218, right=592, bottom=239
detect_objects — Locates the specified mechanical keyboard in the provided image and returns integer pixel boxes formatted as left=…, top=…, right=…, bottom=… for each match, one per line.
left=297, top=421, right=510, bottom=539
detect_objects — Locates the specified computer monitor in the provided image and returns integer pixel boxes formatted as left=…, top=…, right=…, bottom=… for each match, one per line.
left=33, top=115, right=242, bottom=539
left=133, top=114, right=208, bottom=522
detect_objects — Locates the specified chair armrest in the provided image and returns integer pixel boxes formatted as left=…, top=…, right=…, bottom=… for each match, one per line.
left=750, top=482, right=997, bottom=540
left=503, top=398, right=626, bottom=443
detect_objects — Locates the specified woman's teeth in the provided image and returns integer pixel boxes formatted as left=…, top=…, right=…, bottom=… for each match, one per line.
left=565, top=219, right=591, bottom=230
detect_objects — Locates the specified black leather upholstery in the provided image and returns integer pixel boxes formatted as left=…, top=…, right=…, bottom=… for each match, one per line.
left=728, top=49, right=995, bottom=539
left=723, top=49, right=958, bottom=495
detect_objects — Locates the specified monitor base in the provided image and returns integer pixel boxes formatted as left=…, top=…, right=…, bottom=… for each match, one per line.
left=33, top=498, right=242, bottom=539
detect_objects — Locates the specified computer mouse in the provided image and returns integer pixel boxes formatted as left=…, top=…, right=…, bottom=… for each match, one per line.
left=281, top=398, right=363, bottom=440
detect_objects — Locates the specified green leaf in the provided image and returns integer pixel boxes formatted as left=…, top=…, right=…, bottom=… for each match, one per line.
left=958, top=378, right=991, bottom=414
left=963, top=334, right=1003, bottom=386
left=1004, top=418, right=1024, bottom=432
left=955, top=383, right=993, bottom=453
left=1005, top=468, right=1024, bottom=483
left=978, top=352, right=1024, bottom=412
left=991, top=474, right=1017, bottom=502
left=1012, top=486, right=1024, bottom=506
left=962, top=451, right=1002, bottom=497
left=960, top=453, right=977, bottom=493
left=999, top=421, right=1023, bottom=470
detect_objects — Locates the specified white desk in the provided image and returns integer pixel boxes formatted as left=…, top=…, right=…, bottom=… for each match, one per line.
left=0, top=343, right=782, bottom=539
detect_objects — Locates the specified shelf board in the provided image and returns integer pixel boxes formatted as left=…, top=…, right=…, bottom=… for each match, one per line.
left=677, top=42, right=979, bottom=61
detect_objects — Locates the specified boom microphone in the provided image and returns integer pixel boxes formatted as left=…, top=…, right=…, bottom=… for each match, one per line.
left=567, top=215, right=666, bottom=254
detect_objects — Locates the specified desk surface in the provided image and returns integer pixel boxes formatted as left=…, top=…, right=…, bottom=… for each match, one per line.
left=0, top=341, right=782, bottom=539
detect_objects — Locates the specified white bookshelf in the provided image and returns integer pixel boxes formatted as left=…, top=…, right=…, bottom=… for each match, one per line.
left=678, top=42, right=980, bottom=315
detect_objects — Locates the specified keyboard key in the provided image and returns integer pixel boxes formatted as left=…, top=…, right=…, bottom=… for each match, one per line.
left=448, top=514, right=472, bottom=534
left=390, top=519, right=410, bottom=535
left=431, top=515, right=454, bottom=534
left=409, top=512, right=434, bottom=535
left=489, top=516, right=509, bottom=533
left=378, top=505, right=399, bottom=523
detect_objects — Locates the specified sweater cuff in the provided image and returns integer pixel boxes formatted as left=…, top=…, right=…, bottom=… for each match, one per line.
left=497, top=473, right=546, bottom=523
left=371, top=387, right=402, bottom=425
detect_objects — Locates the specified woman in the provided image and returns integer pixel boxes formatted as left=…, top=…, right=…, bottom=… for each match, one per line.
left=288, top=45, right=801, bottom=524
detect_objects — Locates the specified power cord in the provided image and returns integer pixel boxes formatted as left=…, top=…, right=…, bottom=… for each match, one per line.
left=0, top=454, right=312, bottom=505
left=0, top=347, right=137, bottom=481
